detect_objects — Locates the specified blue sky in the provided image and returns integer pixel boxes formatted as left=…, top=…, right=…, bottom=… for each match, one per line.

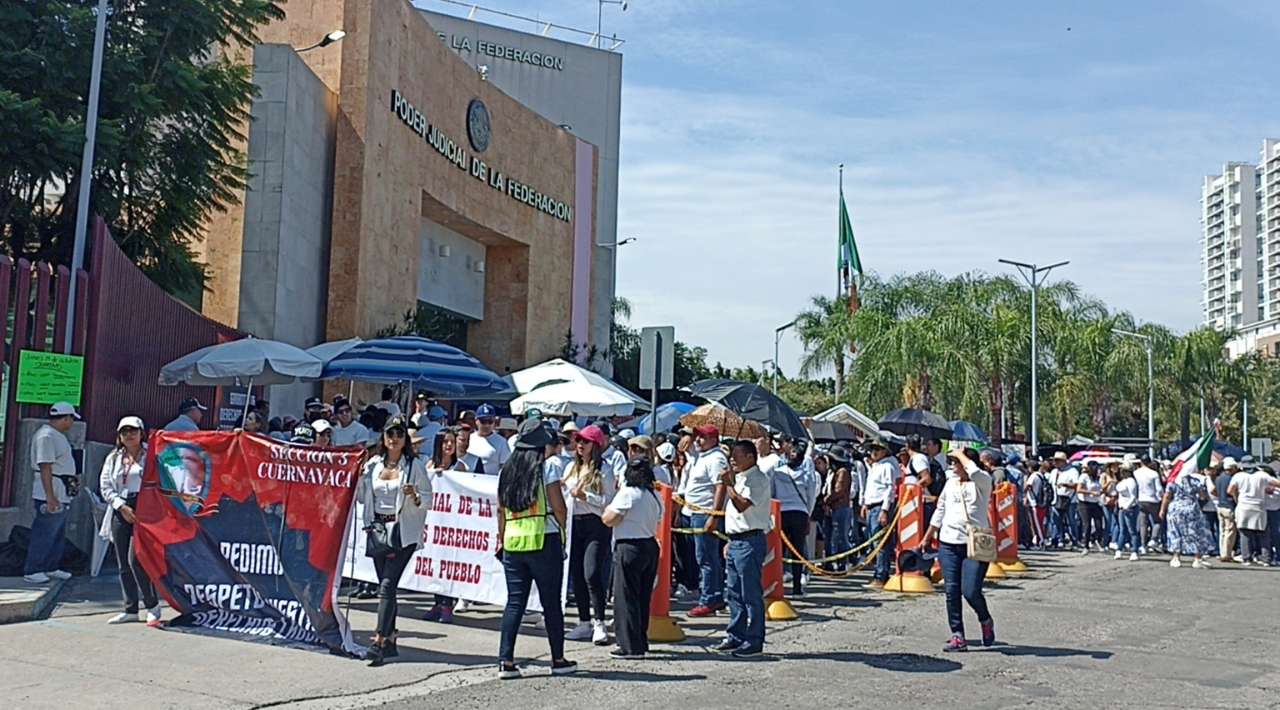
left=423, top=1, right=1280, bottom=375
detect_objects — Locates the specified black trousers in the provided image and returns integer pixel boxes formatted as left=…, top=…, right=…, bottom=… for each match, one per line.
left=570, top=514, right=611, bottom=622
left=1079, top=501, right=1105, bottom=547
left=110, top=503, right=157, bottom=613
left=612, top=538, right=659, bottom=655
left=373, top=545, right=415, bottom=637
left=781, top=511, right=810, bottom=595
left=673, top=514, right=701, bottom=592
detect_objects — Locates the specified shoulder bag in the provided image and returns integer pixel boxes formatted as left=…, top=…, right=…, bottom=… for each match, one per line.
left=961, top=482, right=997, bottom=562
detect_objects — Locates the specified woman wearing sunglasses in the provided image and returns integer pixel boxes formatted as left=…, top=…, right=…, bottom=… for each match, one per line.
left=98, top=416, right=161, bottom=626
left=357, top=416, right=432, bottom=666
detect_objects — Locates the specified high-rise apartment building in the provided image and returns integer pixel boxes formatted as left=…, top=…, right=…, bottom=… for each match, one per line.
left=1201, top=162, right=1258, bottom=330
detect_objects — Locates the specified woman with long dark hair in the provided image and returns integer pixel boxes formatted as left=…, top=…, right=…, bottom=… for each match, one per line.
left=497, top=419, right=577, bottom=679
left=602, top=457, right=663, bottom=658
left=424, top=428, right=458, bottom=624
left=357, top=416, right=431, bottom=666
left=98, top=416, right=160, bottom=626
left=562, top=424, right=614, bottom=645
left=1076, top=462, right=1106, bottom=553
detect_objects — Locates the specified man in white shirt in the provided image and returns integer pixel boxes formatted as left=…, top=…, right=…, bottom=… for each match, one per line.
left=1132, top=455, right=1165, bottom=553
left=755, top=436, right=781, bottom=482
left=772, top=436, right=817, bottom=596
left=860, top=438, right=900, bottom=587
left=680, top=424, right=728, bottom=616
left=24, top=402, right=79, bottom=583
left=1049, top=452, right=1081, bottom=548
left=331, top=398, right=373, bottom=447
left=409, top=392, right=431, bottom=428
left=712, top=440, right=772, bottom=657
left=464, top=404, right=510, bottom=474
left=374, top=387, right=401, bottom=418
left=163, top=397, right=207, bottom=432
left=415, top=405, right=447, bottom=449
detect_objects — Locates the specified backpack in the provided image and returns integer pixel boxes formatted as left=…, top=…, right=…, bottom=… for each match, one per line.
left=1033, top=473, right=1053, bottom=508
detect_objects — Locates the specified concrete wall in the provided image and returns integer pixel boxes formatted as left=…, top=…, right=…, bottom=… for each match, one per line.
left=418, top=220, right=486, bottom=321
left=237, top=44, right=339, bottom=417
left=420, top=9, right=622, bottom=372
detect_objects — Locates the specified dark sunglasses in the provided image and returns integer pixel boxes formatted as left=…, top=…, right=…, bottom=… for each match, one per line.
left=385, top=428, right=407, bottom=439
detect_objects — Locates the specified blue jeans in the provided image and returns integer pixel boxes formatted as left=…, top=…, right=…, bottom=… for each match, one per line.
left=823, top=506, right=852, bottom=567
left=24, top=499, right=68, bottom=575
left=724, top=532, right=766, bottom=650
left=689, top=513, right=724, bottom=606
left=1138, top=503, right=1163, bottom=550
left=1103, top=506, right=1118, bottom=546
left=499, top=534, right=566, bottom=663
left=865, top=503, right=895, bottom=581
left=1066, top=500, right=1082, bottom=544
left=1118, top=507, right=1139, bottom=551
left=937, top=542, right=991, bottom=636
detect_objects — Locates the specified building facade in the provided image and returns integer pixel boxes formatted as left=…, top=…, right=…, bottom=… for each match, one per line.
left=1201, top=162, right=1258, bottom=330
left=198, top=0, right=614, bottom=413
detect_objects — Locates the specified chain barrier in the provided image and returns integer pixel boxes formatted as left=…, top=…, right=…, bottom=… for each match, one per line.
left=671, top=494, right=725, bottom=517
left=778, top=504, right=903, bottom=579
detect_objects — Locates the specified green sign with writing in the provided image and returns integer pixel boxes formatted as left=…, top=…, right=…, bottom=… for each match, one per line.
left=16, top=350, right=84, bottom=406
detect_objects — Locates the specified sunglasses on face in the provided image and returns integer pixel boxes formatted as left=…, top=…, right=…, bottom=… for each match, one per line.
left=385, top=429, right=407, bottom=439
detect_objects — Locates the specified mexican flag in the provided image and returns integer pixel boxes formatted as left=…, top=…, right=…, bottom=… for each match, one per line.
left=838, top=189, right=863, bottom=315
left=1165, top=431, right=1215, bottom=485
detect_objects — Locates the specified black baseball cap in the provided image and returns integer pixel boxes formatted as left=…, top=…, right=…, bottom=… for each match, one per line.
left=515, top=418, right=554, bottom=451
left=290, top=423, right=316, bottom=444
left=304, top=396, right=323, bottom=410
left=179, top=397, right=208, bottom=414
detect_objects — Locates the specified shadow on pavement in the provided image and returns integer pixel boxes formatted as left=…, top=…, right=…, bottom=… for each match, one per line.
left=784, top=651, right=961, bottom=673
left=576, top=669, right=709, bottom=682
left=977, top=643, right=1112, bottom=660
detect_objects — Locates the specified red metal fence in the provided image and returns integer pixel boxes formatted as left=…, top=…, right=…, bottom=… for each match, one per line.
left=0, top=218, right=246, bottom=506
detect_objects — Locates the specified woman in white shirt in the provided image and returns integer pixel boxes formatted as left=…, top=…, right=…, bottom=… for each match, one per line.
left=1114, top=467, right=1141, bottom=560
left=920, top=448, right=995, bottom=653
left=356, top=417, right=431, bottom=666
left=98, top=416, right=160, bottom=626
left=424, top=428, right=459, bottom=624
left=1075, top=462, right=1105, bottom=554
left=1229, top=467, right=1280, bottom=564
left=562, top=424, right=615, bottom=645
left=603, top=457, right=664, bottom=659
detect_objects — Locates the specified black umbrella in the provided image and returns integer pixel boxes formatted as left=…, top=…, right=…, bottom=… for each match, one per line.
left=877, top=408, right=952, bottom=440
left=808, top=420, right=860, bottom=443
left=685, top=379, right=808, bottom=440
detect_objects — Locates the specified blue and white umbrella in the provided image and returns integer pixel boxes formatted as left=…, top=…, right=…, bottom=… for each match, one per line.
left=620, top=401, right=696, bottom=434
left=320, top=336, right=514, bottom=399
left=949, top=420, right=989, bottom=443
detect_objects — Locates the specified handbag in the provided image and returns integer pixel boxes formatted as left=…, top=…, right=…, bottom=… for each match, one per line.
left=364, top=520, right=398, bottom=558
left=962, top=483, right=997, bottom=562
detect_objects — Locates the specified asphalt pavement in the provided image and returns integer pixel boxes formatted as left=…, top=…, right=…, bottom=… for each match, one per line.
left=3, top=550, right=1278, bottom=710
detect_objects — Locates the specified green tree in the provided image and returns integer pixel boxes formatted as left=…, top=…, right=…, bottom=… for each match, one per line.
left=0, top=0, right=284, bottom=294
left=794, top=294, right=855, bottom=400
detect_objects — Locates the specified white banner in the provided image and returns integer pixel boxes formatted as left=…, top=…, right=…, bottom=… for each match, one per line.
left=344, top=470, right=570, bottom=611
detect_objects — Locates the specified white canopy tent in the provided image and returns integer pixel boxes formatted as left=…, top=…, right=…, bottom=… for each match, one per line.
left=813, top=402, right=881, bottom=439
left=506, top=358, right=649, bottom=417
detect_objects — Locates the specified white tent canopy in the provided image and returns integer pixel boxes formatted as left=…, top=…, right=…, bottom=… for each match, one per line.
left=813, top=403, right=881, bottom=439
left=506, top=358, right=649, bottom=417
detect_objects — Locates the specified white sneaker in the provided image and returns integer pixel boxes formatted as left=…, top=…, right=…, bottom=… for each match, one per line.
left=783, top=572, right=793, bottom=584
left=47, top=569, right=71, bottom=580
left=1108, top=542, right=1119, bottom=551
left=23, top=573, right=49, bottom=584
left=1193, top=559, right=1211, bottom=569
left=1233, top=555, right=1244, bottom=563
left=591, top=620, right=609, bottom=646
left=1169, top=557, right=1182, bottom=568
left=565, top=621, right=593, bottom=641
left=522, top=611, right=542, bottom=626
left=1128, top=552, right=1138, bottom=562
left=145, top=606, right=162, bottom=627
left=1113, top=551, right=1123, bottom=560
left=454, top=600, right=471, bottom=613
left=1080, top=548, right=1090, bottom=556
left=107, top=612, right=136, bottom=624
left=1138, top=547, right=1147, bottom=555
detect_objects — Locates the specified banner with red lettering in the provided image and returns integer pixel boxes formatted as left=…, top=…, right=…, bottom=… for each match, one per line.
left=346, top=470, right=570, bottom=610
left=133, top=431, right=363, bottom=654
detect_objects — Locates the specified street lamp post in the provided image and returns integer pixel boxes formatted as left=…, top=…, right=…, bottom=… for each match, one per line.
left=596, top=1, right=627, bottom=48
left=999, top=258, right=1069, bottom=458
left=298, top=29, right=346, bottom=53
left=1115, top=328, right=1155, bottom=459
left=773, top=319, right=797, bottom=394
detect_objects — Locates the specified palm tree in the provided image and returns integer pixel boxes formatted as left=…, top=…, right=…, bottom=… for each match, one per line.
left=794, top=294, right=855, bottom=400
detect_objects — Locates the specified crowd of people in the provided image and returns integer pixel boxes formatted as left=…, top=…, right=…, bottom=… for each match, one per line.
left=19, top=389, right=1280, bottom=675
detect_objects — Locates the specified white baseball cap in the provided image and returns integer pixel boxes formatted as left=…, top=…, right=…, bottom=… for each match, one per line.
left=656, top=442, right=676, bottom=463
left=311, top=419, right=333, bottom=434
left=1222, top=456, right=1239, bottom=469
left=49, top=402, right=80, bottom=420
left=116, top=416, right=145, bottom=431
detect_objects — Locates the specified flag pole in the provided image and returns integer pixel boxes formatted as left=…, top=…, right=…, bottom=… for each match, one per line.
left=837, top=163, right=844, bottom=300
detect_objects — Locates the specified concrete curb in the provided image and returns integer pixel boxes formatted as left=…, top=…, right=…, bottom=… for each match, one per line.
left=0, top=576, right=66, bottom=625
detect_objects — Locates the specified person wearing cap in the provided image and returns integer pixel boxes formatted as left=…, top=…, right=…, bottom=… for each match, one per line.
left=1228, top=459, right=1280, bottom=565
left=711, top=440, right=772, bottom=658
left=164, top=397, right=207, bottom=432
left=860, top=437, right=900, bottom=589
left=1048, top=452, right=1081, bottom=549
left=415, top=404, right=448, bottom=450
left=1215, top=458, right=1239, bottom=562
left=290, top=423, right=317, bottom=445
left=97, top=415, right=161, bottom=624
left=464, top=404, right=511, bottom=474
left=602, top=456, right=664, bottom=659
left=653, top=441, right=676, bottom=486
left=1132, top=455, right=1165, bottom=553
left=680, top=424, right=729, bottom=617
left=357, top=416, right=432, bottom=665
left=562, top=424, right=615, bottom=644
left=772, top=435, right=818, bottom=596
left=500, top=417, right=521, bottom=451
left=820, top=447, right=854, bottom=572
left=311, top=419, right=334, bottom=447
left=303, top=396, right=325, bottom=424
left=496, top=419, right=577, bottom=680
left=332, top=398, right=374, bottom=447
left=23, top=402, right=80, bottom=584
left=921, top=447, right=996, bottom=653
left=1024, top=460, right=1050, bottom=549
left=409, top=392, right=431, bottom=429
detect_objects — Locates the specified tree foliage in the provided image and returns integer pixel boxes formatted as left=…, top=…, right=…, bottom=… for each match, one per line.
left=0, top=0, right=283, bottom=295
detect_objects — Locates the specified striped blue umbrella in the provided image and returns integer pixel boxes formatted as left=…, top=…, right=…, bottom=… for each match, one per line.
left=320, top=336, right=515, bottom=398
